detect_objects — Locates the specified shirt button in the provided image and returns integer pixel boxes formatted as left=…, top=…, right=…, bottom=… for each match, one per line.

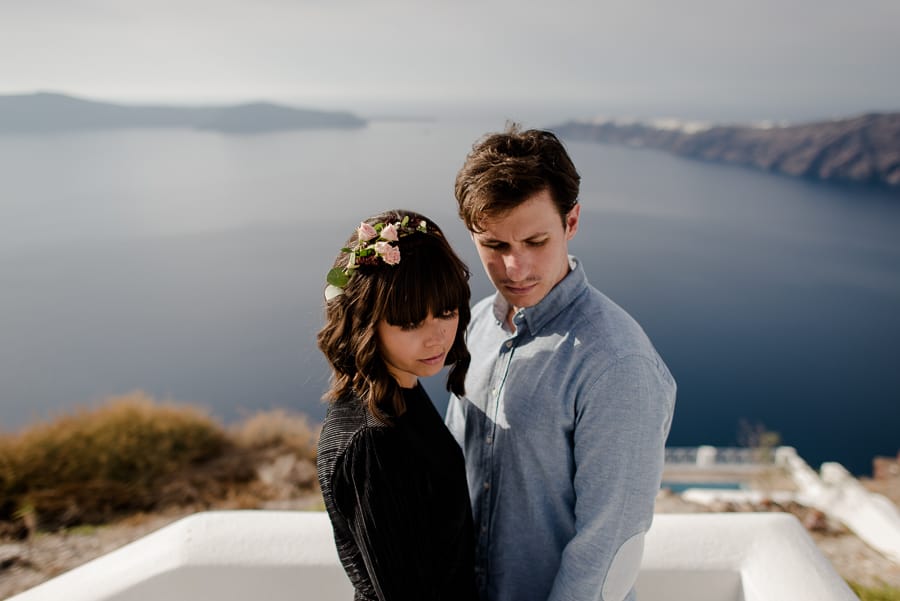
left=485, top=436, right=492, bottom=444
left=481, top=525, right=487, bottom=533
left=483, top=481, right=490, bottom=490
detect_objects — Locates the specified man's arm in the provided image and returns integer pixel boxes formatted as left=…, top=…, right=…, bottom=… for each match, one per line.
left=548, top=354, right=676, bottom=601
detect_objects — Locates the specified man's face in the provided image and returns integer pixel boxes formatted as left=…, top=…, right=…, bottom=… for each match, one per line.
left=472, top=189, right=579, bottom=315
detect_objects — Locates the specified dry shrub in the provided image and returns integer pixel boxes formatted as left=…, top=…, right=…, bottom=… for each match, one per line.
left=154, top=447, right=260, bottom=508
left=231, top=409, right=318, bottom=460
left=849, top=582, right=900, bottom=601
left=0, top=392, right=227, bottom=529
left=0, top=394, right=323, bottom=533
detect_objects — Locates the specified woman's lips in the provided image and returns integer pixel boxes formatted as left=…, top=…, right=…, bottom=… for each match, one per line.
left=420, top=352, right=446, bottom=366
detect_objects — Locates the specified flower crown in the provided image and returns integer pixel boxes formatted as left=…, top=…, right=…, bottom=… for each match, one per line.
left=325, top=215, right=429, bottom=300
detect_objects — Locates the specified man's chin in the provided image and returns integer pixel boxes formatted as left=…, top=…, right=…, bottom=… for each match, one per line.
left=500, top=290, right=542, bottom=311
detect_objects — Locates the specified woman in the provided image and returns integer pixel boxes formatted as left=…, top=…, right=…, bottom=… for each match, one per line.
left=316, top=210, right=479, bottom=601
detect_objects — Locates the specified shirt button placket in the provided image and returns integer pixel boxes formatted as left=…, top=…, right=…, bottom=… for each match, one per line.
left=478, top=339, right=510, bottom=582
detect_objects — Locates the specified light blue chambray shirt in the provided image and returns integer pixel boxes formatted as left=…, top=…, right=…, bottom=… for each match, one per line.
left=446, top=257, right=676, bottom=601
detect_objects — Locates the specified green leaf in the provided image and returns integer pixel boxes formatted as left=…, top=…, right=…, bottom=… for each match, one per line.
left=326, top=268, right=349, bottom=287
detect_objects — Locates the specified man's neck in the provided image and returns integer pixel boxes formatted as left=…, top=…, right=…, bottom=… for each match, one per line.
left=505, top=305, right=520, bottom=332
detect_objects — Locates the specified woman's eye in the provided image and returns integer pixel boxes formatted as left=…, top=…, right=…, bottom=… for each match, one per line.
left=400, top=322, right=421, bottom=331
left=440, top=309, right=459, bottom=319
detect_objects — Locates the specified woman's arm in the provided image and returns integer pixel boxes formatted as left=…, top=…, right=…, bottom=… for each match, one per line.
left=333, top=427, right=441, bottom=601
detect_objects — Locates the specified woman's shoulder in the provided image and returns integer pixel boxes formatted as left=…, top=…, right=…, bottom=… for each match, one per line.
left=324, top=393, right=382, bottom=425
left=318, top=395, right=386, bottom=459
left=327, top=411, right=414, bottom=493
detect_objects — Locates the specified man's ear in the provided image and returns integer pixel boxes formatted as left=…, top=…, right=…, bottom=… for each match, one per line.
left=565, top=204, right=581, bottom=240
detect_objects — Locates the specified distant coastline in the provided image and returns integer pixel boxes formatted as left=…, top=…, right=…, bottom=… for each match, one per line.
left=551, top=113, right=900, bottom=190
left=0, top=91, right=367, bottom=134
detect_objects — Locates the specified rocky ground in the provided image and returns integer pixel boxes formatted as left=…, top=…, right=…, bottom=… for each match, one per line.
left=2, top=459, right=899, bottom=599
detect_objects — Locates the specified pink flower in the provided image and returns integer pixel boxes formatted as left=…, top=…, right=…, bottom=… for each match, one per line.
left=358, top=222, right=378, bottom=241
left=375, top=241, right=401, bottom=265
left=380, top=223, right=399, bottom=241
left=382, top=245, right=401, bottom=265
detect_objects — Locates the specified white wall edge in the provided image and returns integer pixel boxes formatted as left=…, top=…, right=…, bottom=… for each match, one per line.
left=8, top=511, right=858, bottom=601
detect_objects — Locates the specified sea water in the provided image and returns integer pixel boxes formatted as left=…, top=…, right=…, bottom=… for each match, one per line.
left=1, top=118, right=898, bottom=475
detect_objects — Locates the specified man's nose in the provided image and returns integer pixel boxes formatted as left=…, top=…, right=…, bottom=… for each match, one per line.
left=502, top=252, right=526, bottom=281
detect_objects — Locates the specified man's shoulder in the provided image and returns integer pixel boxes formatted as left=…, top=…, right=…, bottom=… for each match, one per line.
left=571, top=287, right=676, bottom=411
left=569, top=285, right=661, bottom=360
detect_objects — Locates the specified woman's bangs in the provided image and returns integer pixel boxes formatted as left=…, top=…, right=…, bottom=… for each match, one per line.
left=382, top=246, right=467, bottom=326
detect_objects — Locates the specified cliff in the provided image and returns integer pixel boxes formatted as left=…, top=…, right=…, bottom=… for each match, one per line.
left=552, top=113, right=900, bottom=189
left=0, top=92, right=366, bottom=134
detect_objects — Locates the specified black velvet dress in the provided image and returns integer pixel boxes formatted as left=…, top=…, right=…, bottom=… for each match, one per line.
left=316, top=383, right=479, bottom=601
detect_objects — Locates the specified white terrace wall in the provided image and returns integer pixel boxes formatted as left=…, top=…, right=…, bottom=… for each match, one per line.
left=9, top=511, right=857, bottom=601
left=777, top=446, right=900, bottom=564
left=678, top=446, right=900, bottom=566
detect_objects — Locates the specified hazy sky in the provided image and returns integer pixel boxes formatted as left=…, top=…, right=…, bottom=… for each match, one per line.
left=2, top=0, right=899, bottom=122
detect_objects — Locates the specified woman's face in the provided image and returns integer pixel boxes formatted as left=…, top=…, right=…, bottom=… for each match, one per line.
left=376, top=309, right=460, bottom=388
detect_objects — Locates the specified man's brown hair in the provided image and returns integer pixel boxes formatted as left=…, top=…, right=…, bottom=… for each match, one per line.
left=455, top=124, right=581, bottom=232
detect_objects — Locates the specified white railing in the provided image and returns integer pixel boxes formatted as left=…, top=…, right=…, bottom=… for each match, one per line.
left=8, top=511, right=856, bottom=601
left=666, top=445, right=777, bottom=466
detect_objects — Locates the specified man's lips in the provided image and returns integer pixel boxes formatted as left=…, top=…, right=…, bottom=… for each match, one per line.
left=504, top=282, right=538, bottom=295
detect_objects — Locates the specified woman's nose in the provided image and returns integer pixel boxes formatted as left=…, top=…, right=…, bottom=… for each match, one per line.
left=424, top=317, right=446, bottom=341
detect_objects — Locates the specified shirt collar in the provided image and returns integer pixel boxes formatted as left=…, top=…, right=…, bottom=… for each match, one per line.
left=491, top=255, right=587, bottom=335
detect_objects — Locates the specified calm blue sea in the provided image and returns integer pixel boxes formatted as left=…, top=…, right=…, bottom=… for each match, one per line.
left=1, top=118, right=898, bottom=475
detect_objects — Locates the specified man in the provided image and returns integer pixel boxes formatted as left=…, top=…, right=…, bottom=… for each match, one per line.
left=446, top=125, right=676, bottom=601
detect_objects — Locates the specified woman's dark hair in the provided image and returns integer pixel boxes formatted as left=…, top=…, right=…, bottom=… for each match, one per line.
left=316, top=209, right=471, bottom=422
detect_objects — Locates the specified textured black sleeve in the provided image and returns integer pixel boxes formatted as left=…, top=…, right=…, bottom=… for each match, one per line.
left=332, top=426, right=440, bottom=601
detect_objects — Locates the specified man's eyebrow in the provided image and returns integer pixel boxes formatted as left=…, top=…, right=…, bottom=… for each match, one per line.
left=474, top=235, right=503, bottom=244
left=473, top=233, right=502, bottom=243
left=475, top=232, right=550, bottom=244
